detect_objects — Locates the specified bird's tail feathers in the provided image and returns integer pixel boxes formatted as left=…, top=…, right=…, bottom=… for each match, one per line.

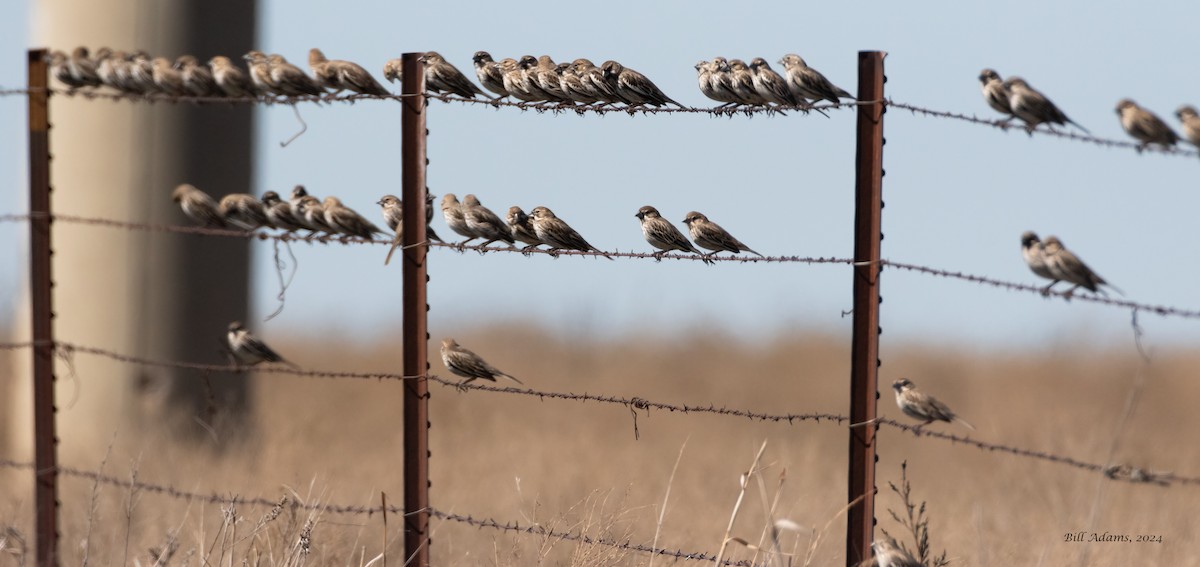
left=501, top=373, right=524, bottom=385
left=955, top=416, right=976, bottom=431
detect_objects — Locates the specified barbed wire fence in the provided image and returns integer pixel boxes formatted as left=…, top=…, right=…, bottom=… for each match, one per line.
left=6, top=49, right=1200, bottom=567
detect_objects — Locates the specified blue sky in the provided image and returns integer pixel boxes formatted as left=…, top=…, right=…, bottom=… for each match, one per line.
left=2, top=0, right=1199, bottom=347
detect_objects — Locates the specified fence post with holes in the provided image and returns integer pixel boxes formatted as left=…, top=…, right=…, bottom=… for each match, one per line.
left=28, top=47, right=59, bottom=567
left=400, top=51, right=431, bottom=567
left=846, top=50, right=885, bottom=567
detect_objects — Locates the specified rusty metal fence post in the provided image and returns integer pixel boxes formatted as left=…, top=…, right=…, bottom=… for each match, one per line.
left=28, top=48, right=59, bottom=567
left=846, top=50, right=885, bottom=567
left=400, top=52, right=431, bottom=567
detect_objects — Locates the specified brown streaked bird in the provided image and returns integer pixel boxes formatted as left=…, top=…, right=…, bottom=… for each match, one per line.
left=1020, top=231, right=1057, bottom=292
left=749, top=57, right=799, bottom=107
left=726, top=59, right=766, bottom=105
left=227, top=321, right=297, bottom=368
left=696, top=60, right=739, bottom=107
left=440, top=193, right=477, bottom=245
left=441, top=338, right=523, bottom=387
left=471, top=51, right=508, bottom=98
left=379, top=193, right=445, bottom=266
left=261, top=191, right=307, bottom=232
left=1005, top=77, right=1089, bottom=134
left=892, top=378, right=974, bottom=430
left=268, top=53, right=324, bottom=96
left=1177, top=105, right=1200, bottom=148
left=507, top=206, right=543, bottom=250
left=289, top=184, right=311, bottom=210
left=462, top=194, right=515, bottom=247
left=242, top=50, right=278, bottom=95
left=171, top=183, right=224, bottom=227
left=323, top=196, right=386, bottom=239
left=575, top=58, right=623, bottom=105
left=1115, top=99, right=1179, bottom=151
left=636, top=205, right=703, bottom=258
left=48, top=51, right=83, bottom=89
left=210, top=55, right=254, bottom=97
left=978, top=68, right=1014, bottom=121
left=778, top=54, right=853, bottom=104
left=682, top=211, right=763, bottom=258
left=218, top=193, right=269, bottom=231
left=498, top=57, right=540, bottom=102
left=114, top=50, right=144, bottom=93
left=600, top=60, right=683, bottom=108
left=1042, top=236, right=1121, bottom=296
left=67, top=47, right=102, bottom=87
left=516, top=55, right=564, bottom=102
left=151, top=57, right=187, bottom=96
left=175, top=55, right=219, bottom=97
left=560, top=62, right=601, bottom=104
left=128, top=51, right=158, bottom=94
left=294, top=195, right=337, bottom=234
left=872, top=537, right=921, bottom=567
left=309, top=48, right=389, bottom=95
left=531, top=55, right=571, bottom=103
left=419, top=51, right=489, bottom=99
left=528, top=206, right=612, bottom=259
left=96, top=49, right=127, bottom=90
left=383, top=58, right=403, bottom=83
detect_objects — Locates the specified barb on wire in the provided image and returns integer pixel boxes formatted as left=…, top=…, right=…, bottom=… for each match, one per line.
left=880, top=260, right=1200, bottom=320
left=887, top=100, right=1200, bottom=158
left=428, top=508, right=754, bottom=566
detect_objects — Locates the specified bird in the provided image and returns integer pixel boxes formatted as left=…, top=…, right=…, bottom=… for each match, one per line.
left=151, top=57, right=187, bottom=96
left=209, top=55, right=254, bottom=97
left=635, top=206, right=703, bottom=258
left=461, top=194, right=515, bottom=247
left=440, top=193, right=477, bottom=245
left=218, top=193, right=269, bottom=231
left=261, top=191, right=307, bottom=232
left=532, top=55, right=572, bottom=103
left=242, top=50, right=278, bottom=95
left=226, top=321, right=297, bottom=368
left=48, top=51, right=85, bottom=89
left=528, top=206, right=612, bottom=259
left=322, top=196, right=386, bottom=239
left=749, top=57, right=799, bottom=107
left=1176, top=105, right=1200, bottom=149
left=600, top=60, right=683, bottom=108
left=682, top=211, right=763, bottom=258
left=497, top=57, right=541, bottom=103
left=419, top=51, right=489, bottom=99
left=1115, top=99, right=1179, bottom=151
left=1042, top=236, right=1121, bottom=296
left=440, top=338, right=523, bottom=387
left=892, top=378, right=974, bottom=430
left=516, top=55, right=565, bottom=102
left=977, top=68, right=1014, bottom=121
left=872, top=537, right=921, bottom=567
left=472, top=51, right=508, bottom=98
left=507, top=206, right=543, bottom=250
left=378, top=193, right=445, bottom=266
left=171, top=183, right=224, bottom=227
left=1005, top=77, right=1089, bottom=134
left=574, top=58, right=622, bottom=105
left=268, top=53, right=324, bottom=96
left=96, top=49, right=129, bottom=91
left=725, top=59, right=767, bottom=105
left=294, top=195, right=337, bottom=234
left=695, top=60, right=739, bottom=107
left=560, top=61, right=602, bottom=104
left=1020, top=231, right=1057, bottom=292
left=66, top=47, right=102, bottom=88
left=778, top=54, right=853, bottom=104
left=308, top=48, right=389, bottom=95
left=127, top=51, right=158, bottom=94
left=383, top=58, right=403, bottom=83
left=175, top=55, right=219, bottom=97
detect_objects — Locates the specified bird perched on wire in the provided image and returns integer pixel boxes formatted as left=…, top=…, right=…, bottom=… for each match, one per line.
left=289, top=185, right=311, bottom=209
left=49, top=51, right=84, bottom=89
left=462, top=194, right=515, bottom=247
left=497, top=57, right=540, bottom=103
left=892, top=378, right=974, bottom=430
left=309, top=48, right=389, bottom=96
left=322, top=196, right=385, bottom=239
left=67, top=47, right=104, bottom=88
left=419, top=51, right=489, bottom=99
left=174, top=55, right=218, bottom=97
left=682, top=211, right=763, bottom=258
left=267, top=53, right=324, bottom=97
left=128, top=51, right=158, bottom=94
left=378, top=193, right=444, bottom=265
left=871, top=537, right=922, bottom=567
left=600, top=60, right=683, bottom=108
left=977, top=68, right=1014, bottom=122
left=575, top=58, right=623, bottom=105
left=524, top=55, right=570, bottom=103
left=695, top=60, right=740, bottom=107
left=441, top=338, right=523, bottom=388
left=382, top=58, right=403, bottom=84
left=559, top=61, right=602, bottom=105
left=528, top=206, right=612, bottom=259
left=1042, top=236, right=1121, bottom=296
left=172, top=183, right=225, bottom=227
left=95, top=49, right=127, bottom=91
left=294, top=195, right=337, bottom=235
left=472, top=51, right=508, bottom=99
left=1115, top=99, right=1179, bottom=151
left=261, top=191, right=307, bottom=232
left=1177, top=105, right=1200, bottom=148
left=218, top=193, right=269, bottom=231
left=209, top=55, right=254, bottom=97
left=724, top=59, right=766, bottom=106
left=636, top=206, right=704, bottom=259
left=778, top=54, right=853, bottom=104
left=507, top=206, right=543, bottom=250
left=1004, top=77, right=1089, bottom=135
left=515, top=55, right=565, bottom=103
left=439, top=193, right=477, bottom=247
left=242, top=51, right=278, bottom=95
left=151, top=57, right=187, bottom=96
left=749, top=57, right=799, bottom=107
left=227, top=321, right=297, bottom=368
left=1020, top=231, right=1058, bottom=293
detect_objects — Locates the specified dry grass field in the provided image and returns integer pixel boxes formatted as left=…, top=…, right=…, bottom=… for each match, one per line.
left=2, top=323, right=1199, bottom=566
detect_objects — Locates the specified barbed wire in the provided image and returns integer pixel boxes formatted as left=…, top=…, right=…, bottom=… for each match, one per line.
left=427, top=508, right=754, bottom=566
left=887, top=100, right=1200, bottom=158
